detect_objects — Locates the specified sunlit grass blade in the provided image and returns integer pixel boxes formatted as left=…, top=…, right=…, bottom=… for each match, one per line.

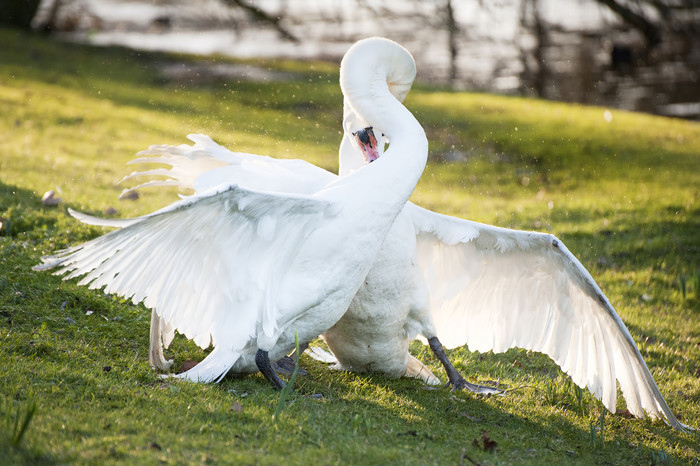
left=272, top=331, right=300, bottom=424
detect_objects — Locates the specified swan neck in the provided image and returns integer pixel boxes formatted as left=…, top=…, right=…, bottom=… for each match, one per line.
left=339, top=39, right=427, bottom=194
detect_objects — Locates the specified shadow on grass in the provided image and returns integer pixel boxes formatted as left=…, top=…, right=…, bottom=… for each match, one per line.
left=0, top=443, right=58, bottom=465
left=235, top=362, right=691, bottom=464
left=0, top=181, right=55, bottom=237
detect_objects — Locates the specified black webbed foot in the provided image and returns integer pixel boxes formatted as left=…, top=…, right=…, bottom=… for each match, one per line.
left=446, top=376, right=503, bottom=395
left=271, top=355, right=308, bottom=376
left=271, top=341, right=309, bottom=375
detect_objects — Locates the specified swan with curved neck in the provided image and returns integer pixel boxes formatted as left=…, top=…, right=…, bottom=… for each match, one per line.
left=323, top=75, right=691, bottom=432
left=34, top=38, right=427, bottom=387
left=44, top=38, right=689, bottom=432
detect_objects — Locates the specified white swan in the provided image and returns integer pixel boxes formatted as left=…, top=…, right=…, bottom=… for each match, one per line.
left=49, top=38, right=689, bottom=432
left=323, top=98, right=690, bottom=432
left=127, top=99, right=689, bottom=431
left=326, top=102, right=692, bottom=432
left=33, top=37, right=428, bottom=387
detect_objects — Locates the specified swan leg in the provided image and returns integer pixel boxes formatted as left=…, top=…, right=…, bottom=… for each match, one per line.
left=255, top=349, right=286, bottom=390
left=271, top=342, right=309, bottom=375
left=428, top=336, right=501, bottom=395
left=149, top=309, right=173, bottom=371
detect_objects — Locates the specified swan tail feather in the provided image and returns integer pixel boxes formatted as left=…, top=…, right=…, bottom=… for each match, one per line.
left=405, top=355, right=440, bottom=385
left=173, top=347, right=239, bottom=384
left=306, top=345, right=338, bottom=364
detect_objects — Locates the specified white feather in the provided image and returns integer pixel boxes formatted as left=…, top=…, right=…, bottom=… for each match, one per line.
left=306, top=346, right=338, bottom=364
left=124, top=133, right=336, bottom=198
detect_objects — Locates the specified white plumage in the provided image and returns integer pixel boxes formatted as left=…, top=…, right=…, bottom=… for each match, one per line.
left=124, top=117, right=688, bottom=430
left=407, top=206, right=683, bottom=426
left=34, top=37, right=428, bottom=387
left=318, top=73, right=691, bottom=432
left=38, top=37, right=689, bottom=432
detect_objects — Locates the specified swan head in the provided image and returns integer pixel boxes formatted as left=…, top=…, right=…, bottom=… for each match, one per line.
left=342, top=99, right=384, bottom=165
left=352, top=127, right=380, bottom=164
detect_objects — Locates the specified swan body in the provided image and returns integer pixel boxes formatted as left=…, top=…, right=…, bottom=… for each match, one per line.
left=323, top=206, right=436, bottom=380
left=43, top=37, right=688, bottom=431
left=327, top=102, right=690, bottom=431
left=34, top=37, right=428, bottom=385
left=325, top=99, right=691, bottom=431
left=125, top=107, right=690, bottom=431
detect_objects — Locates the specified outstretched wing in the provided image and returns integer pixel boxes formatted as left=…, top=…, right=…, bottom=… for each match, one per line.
left=121, top=134, right=336, bottom=197
left=408, top=203, right=688, bottom=431
left=35, top=185, right=337, bottom=380
left=71, top=134, right=337, bottom=229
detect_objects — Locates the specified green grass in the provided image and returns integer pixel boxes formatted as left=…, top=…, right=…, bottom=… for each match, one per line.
left=1, top=27, right=699, bottom=464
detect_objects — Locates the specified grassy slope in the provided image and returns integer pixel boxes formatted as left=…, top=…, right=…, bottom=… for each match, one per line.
left=1, top=28, right=698, bottom=464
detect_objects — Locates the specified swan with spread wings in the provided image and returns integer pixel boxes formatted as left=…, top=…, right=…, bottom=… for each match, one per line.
left=34, top=37, right=428, bottom=389
left=132, top=91, right=689, bottom=432
left=42, top=38, right=689, bottom=432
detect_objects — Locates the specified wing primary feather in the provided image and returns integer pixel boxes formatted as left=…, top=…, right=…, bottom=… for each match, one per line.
left=68, top=208, right=144, bottom=229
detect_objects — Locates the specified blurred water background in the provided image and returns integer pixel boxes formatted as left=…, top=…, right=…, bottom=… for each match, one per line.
left=32, top=0, right=700, bottom=119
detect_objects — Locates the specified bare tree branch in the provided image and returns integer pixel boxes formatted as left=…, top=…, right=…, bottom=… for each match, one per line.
left=445, top=0, right=459, bottom=84
left=595, top=0, right=661, bottom=47
left=32, top=0, right=62, bottom=32
left=224, top=0, right=298, bottom=43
